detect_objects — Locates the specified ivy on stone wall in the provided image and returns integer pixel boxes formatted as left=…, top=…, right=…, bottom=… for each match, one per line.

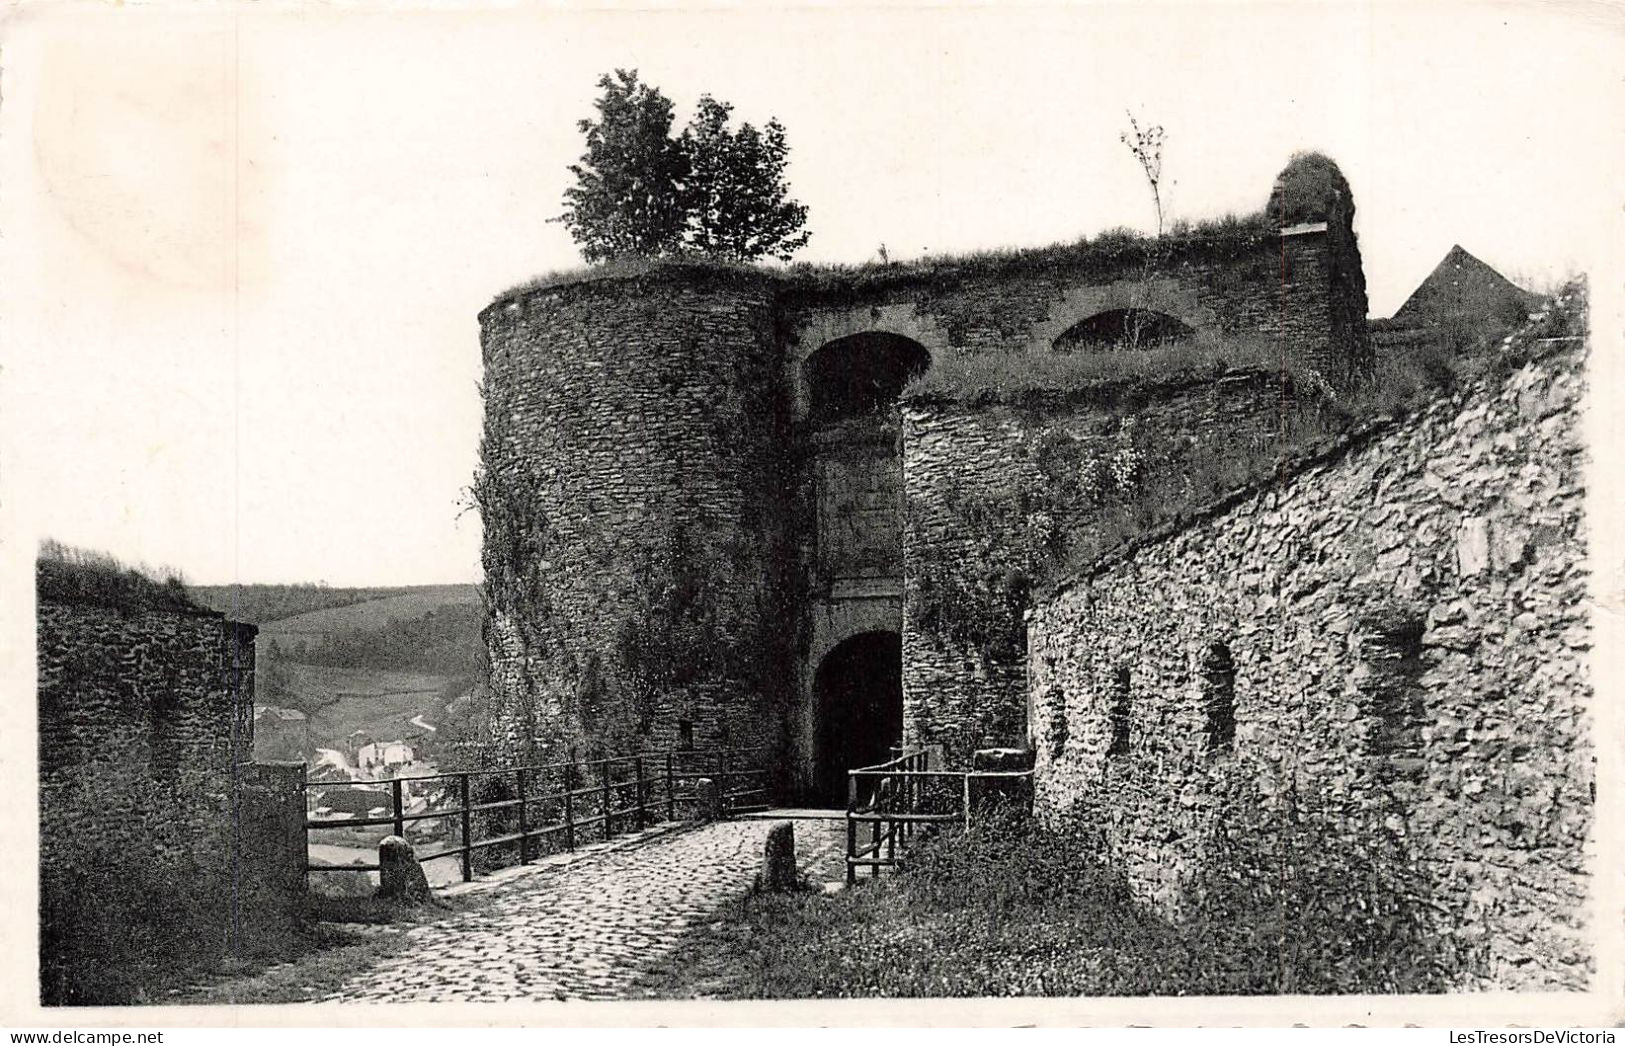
left=906, top=414, right=1153, bottom=664
left=472, top=389, right=576, bottom=762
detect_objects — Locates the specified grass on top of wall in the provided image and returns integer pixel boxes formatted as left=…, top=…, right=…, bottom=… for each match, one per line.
left=490, top=212, right=1274, bottom=307
left=36, top=539, right=201, bottom=614
left=781, top=212, right=1273, bottom=299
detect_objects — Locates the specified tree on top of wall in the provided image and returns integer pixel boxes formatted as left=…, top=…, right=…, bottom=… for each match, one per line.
left=1120, top=111, right=1167, bottom=239
left=557, top=69, right=811, bottom=264
left=681, top=95, right=810, bottom=262
left=557, top=69, right=692, bottom=262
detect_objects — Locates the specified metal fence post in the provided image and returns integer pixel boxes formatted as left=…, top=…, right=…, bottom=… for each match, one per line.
left=635, top=756, right=646, bottom=829
left=459, top=772, right=473, bottom=883
left=391, top=778, right=405, bottom=840
left=565, top=748, right=576, bottom=852
left=963, top=773, right=972, bottom=830
left=517, top=767, right=530, bottom=864
left=718, top=748, right=728, bottom=816
left=845, top=773, right=858, bottom=887
left=665, top=751, right=675, bottom=822
left=602, top=757, right=613, bottom=841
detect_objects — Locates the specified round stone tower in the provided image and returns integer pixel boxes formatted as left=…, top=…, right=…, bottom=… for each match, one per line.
left=476, top=265, right=794, bottom=764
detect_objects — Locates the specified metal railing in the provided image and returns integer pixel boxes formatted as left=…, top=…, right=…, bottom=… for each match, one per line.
left=303, top=745, right=766, bottom=884
left=845, top=747, right=1034, bottom=885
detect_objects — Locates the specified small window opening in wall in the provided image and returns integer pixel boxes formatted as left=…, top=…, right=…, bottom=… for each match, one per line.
left=1044, top=686, right=1069, bottom=759
left=1357, top=609, right=1426, bottom=775
left=1108, top=666, right=1131, bottom=757
left=1202, top=641, right=1237, bottom=754
left=678, top=720, right=694, bottom=750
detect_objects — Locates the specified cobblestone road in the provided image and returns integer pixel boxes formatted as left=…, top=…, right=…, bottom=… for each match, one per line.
left=321, top=818, right=846, bottom=1003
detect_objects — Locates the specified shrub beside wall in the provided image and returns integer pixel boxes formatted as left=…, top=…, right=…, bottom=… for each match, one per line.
left=1028, top=294, right=1591, bottom=989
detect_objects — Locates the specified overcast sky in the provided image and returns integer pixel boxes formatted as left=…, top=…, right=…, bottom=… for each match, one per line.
left=2, top=0, right=1621, bottom=587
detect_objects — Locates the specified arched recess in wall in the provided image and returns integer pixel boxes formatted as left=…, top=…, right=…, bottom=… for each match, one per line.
left=804, top=332, right=931, bottom=425
left=1053, top=309, right=1196, bottom=352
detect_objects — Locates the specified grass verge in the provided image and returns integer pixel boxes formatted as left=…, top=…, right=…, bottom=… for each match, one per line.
left=175, top=893, right=480, bottom=1006
left=634, top=810, right=1470, bottom=999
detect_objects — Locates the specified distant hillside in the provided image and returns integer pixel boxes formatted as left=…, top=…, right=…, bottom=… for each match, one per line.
left=190, top=582, right=478, bottom=625
left=259, top=587, right=481, bottom=640
left=269, top=602, right=484, bottom=677
left=229, top=586, right=485, bottom=764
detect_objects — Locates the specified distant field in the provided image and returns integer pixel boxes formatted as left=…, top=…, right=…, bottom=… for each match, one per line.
left=204, top=584, right=483, bottom=762
left=261, top=587, right=481, bottom=642
left=307, top=691, right=452, bottom=747
left=282, top=662, right=450, bottom=702
left=191, top=582, right=479, bottom=625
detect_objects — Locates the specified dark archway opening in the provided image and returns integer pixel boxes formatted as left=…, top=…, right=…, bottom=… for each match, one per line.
left=812, top=631, right=904, bottom=805
left=805, top=333, right=931, bottom=425
left=1053, top=309, right=1196, bottom=352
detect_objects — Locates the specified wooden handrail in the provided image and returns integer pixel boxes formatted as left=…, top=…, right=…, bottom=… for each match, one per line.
left=304, top=742, right=767, bottom=883
left=844, top=749, right=1032, bottom=884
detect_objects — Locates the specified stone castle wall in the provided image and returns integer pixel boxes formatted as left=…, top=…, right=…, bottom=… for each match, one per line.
left=477, top=269, right=796, bottom=763
left=478, top=212, right=1365, bottom=790
left=902, top=372, right=1304, bottom=766
left=1027, top=306, right=1590, bottom=988
left=38, top=601, right=256, bottom=866
left=37, top=599, right=262, bottom=1001
left=782, top=223, right=1357, bottom=379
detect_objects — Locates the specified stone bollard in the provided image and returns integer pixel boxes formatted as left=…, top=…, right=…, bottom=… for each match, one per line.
left=694, top=777, right=722, bottom=822
left=376, top=835, right=432, bottom=903
left=970, top=747, right=1035, bottom=821
left=762, top=821, right=798, bottom=893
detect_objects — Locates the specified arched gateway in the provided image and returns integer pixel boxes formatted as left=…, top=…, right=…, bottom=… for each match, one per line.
left=812, top=630, right=904, bottom=806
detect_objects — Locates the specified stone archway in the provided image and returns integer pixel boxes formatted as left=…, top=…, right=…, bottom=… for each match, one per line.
left=802, top=332, right=932, bottom=426
left=811, top=630, right=904, bottom=805
left=1053, top=308, right=1198, bottom=351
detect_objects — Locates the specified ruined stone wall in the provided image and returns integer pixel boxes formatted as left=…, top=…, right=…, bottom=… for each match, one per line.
left=1028, top=311, right=1589, bottom=989
left=901, top=373, right=1300, bottom=767
left=478, top=268, right=795, bottom=765
left=38, top=601, right=256, bottom=866
left=37, top=600, right=258, bottom=1001
left=784, top=224, right=1355, bottom=380
left=477, top=202, right=1365, bottom=794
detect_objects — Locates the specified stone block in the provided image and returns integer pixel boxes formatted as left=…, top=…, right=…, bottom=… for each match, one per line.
left=762, top=821, right=798, bottom=893
left=970, top=747, right=1034, bottom=819
left=693, top=777, right=721, bottom=822
left=1457, top=516, right=1490, bottom=576
left=376, top=835, right=432, bottom=903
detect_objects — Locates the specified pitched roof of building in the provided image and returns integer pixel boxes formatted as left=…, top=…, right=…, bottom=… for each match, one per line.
left=1391, top=245, right=1539, bottom=325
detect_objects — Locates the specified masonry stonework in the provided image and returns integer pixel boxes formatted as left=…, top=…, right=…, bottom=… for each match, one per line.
left=782, top=222, right=1357, bottom=378
left=900, top=373, right=1307, bottom=766
left=1027, top=302, right=1590, bottom=989
left=37, top=599, right=262, bottom=1001
left=479, top=175, right=1365, bottom=796
left=477, top=269, right=795, bottom=763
